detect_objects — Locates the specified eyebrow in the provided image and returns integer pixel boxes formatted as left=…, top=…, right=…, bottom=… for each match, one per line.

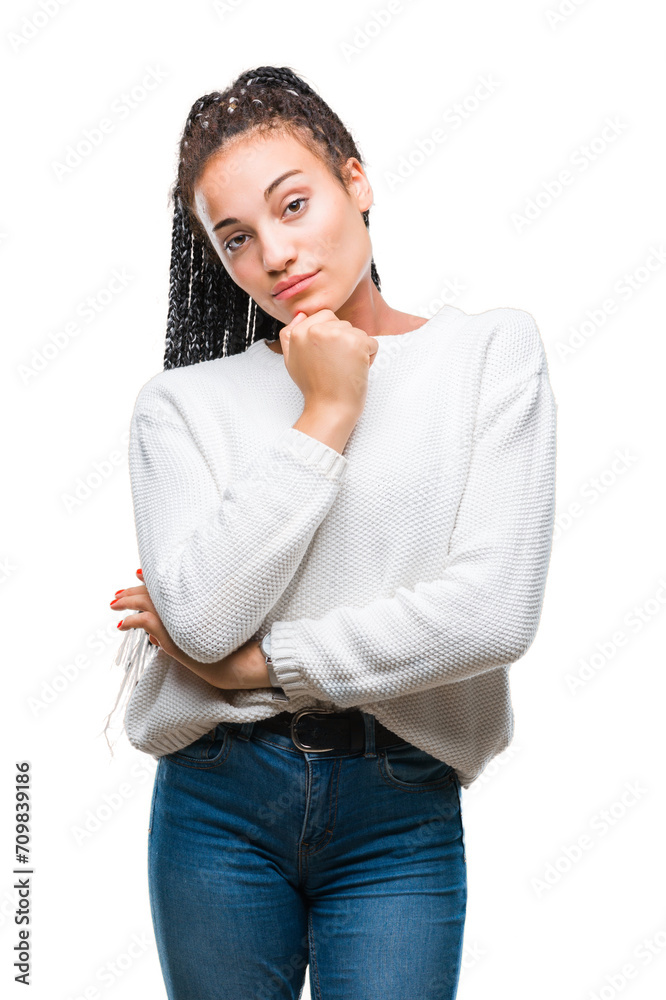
left=212, top=169, right=304, bottom=233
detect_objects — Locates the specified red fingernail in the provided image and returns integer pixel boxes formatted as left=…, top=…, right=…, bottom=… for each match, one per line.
left=116, top=620, right=124, bottom=628
left=137, top=568, right=143, bottom=575
left=114, top=589, right=124, bottom=596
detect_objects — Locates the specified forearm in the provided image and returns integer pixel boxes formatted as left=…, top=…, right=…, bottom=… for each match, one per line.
left=171, top=639, right=272, bottom=691
left=292, top=404, right=358, bottom=455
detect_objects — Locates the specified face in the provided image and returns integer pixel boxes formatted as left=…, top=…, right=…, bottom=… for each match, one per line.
left=193, top=130, right=374, bottom=325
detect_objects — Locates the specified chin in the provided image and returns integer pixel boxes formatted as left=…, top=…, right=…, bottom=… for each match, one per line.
left=291, top=293, right=340, bottom=317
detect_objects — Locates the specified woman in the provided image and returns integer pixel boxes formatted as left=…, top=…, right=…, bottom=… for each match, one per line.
left=105, top=65, right=557, bottom=999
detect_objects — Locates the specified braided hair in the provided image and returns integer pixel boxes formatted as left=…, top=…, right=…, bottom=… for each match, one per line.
left=164, top=65, right=381, bottom=370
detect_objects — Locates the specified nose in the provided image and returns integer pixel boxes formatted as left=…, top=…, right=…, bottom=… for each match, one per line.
left=260, top=227, right=297, bottom=274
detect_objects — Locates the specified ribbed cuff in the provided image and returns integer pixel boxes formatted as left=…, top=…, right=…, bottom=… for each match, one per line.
left=269, top=622, right=315, bottom=698
left=273, top=427, right=348, bottom=481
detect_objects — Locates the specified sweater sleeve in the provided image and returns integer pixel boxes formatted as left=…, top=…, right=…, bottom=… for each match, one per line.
left=269, top=312, right=557, bottom=706
left=129, top=396, right=348, bottom=664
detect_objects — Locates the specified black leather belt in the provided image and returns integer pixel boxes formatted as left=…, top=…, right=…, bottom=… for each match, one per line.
left=255, top=708, right=407, bottom=753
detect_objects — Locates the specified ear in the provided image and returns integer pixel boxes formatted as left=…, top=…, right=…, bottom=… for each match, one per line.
left=344, top=157, right=373, bottom=213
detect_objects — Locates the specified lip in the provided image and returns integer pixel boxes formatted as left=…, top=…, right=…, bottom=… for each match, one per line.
left=272, top=270, right=320, bottom=300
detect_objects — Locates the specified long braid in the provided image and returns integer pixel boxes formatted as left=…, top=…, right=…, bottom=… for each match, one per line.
left=163, top=66, right=381, bottom=370
left=164, top=189, right=191, bottom=369
left=102, top=66, right=383, bottom=753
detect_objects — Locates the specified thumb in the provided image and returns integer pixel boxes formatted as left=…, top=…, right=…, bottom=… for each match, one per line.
left=279, top=311, right=306, bottom=361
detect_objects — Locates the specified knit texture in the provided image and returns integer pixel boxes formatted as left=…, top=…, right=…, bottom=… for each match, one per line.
left=119, top=304, right=557, bottom=787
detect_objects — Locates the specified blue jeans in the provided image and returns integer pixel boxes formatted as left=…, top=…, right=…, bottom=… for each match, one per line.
left=147, top=713, right=467, bottom=1000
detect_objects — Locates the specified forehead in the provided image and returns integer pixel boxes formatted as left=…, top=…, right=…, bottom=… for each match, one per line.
left=194, top=131, right=327, bottom=216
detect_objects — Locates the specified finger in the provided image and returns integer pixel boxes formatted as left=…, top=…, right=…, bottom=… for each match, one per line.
left=110, top=591, right=150, bottom=612
left=280, top=310, right=307, bottom=335
left=290, top=308, right=337, bottom=325
left=116, top=611, right=146, bottom=631
left=279, top=311, right=308, bottom=363
left=116, top=610, right=159, bottom=633
left=112, top=584, right=148, bottom=597
left=110, top=586, right=148, bottom=605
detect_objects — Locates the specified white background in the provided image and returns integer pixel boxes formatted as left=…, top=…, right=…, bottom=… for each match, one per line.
left=3, top=0, right=665, bottom=997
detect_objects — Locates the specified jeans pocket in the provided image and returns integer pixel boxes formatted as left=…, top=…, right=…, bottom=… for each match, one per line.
left=378, top=742, right=456, bottom=791
left=164, top=725, right=233, bottom=770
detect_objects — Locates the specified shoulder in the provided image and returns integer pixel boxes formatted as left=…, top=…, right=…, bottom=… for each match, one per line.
left=444, top=304, right=547, bottom=388
left=480, top=307, right=547, bottom=392
left=130, top=354, right=235, bottom=425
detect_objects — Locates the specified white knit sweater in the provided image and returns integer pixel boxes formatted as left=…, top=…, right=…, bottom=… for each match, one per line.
left=116, top=304, right=557, bottom=788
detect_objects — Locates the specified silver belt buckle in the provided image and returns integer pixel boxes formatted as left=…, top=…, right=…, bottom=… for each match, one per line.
left=290, top=708, right=339, bottom=752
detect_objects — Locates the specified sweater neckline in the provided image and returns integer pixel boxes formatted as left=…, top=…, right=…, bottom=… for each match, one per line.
left=251, top=305, right=454, bottom=366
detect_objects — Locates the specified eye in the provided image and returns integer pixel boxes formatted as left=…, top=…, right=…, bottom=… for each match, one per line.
left=283, top=196, right=308, bottom=216
left=223, top=234, right=248, bottom=254
left=223, top=197, right=308, bottom=254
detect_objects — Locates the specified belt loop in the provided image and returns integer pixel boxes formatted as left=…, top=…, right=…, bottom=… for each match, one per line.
left=363, top=712, right=376, bottom=758
left=237, top=721, right=255, bottom=742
